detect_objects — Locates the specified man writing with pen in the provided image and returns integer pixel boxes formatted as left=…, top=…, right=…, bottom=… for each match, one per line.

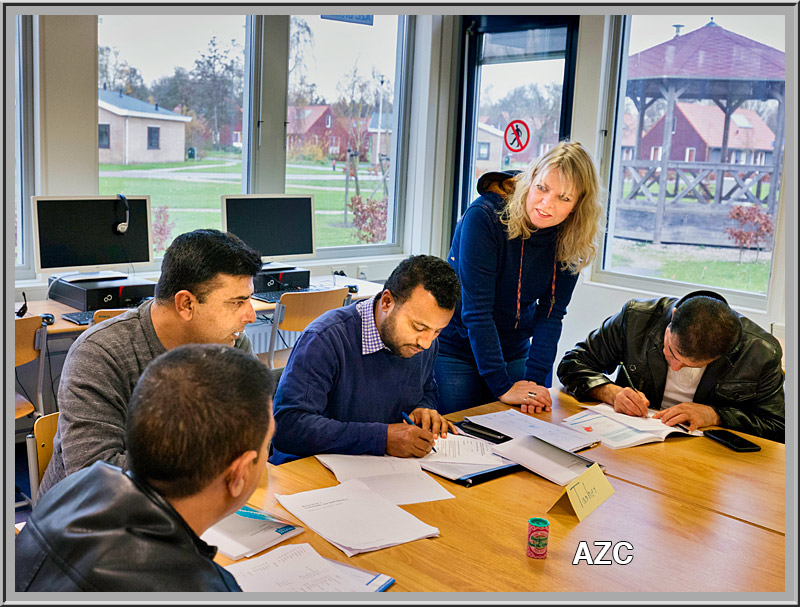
left=270, top=256, right=462, bottom=464
left=557, top=291, right=785, bottom=442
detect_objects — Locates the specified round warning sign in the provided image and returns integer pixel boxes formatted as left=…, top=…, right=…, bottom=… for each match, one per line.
left=504, top=120, right=530, bottom=153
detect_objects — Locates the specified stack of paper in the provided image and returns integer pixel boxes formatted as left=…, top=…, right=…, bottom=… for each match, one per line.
left=491, top=435, right=598, bottom=486
left=276, top=479, right=439, bottom=556
left=418, top=434, right=518, bottom=484
left=315, top=454, right=454, bottom=505
left=562, top=404, right=703, bottom=449
left=201, top=505, right=304, bottom=560
left=466, top=409, right=595, bottom=451
left=225, top=543, right=394, bottom=592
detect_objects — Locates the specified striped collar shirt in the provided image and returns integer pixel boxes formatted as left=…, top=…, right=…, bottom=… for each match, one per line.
left=356, top=294, right=390, bottom=355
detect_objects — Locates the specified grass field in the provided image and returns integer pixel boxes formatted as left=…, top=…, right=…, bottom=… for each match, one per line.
left=609, top=239, right=770, bottom=294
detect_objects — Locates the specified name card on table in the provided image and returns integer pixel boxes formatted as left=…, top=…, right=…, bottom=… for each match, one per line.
left=547, top=463, right=614, bottom=521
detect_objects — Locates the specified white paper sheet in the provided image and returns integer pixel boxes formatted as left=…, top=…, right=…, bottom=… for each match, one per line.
left=314, top=454, right=454, bottom=505
left=492, top=435, right=595, bottom=486
left=586, top=404, right=703, bottom=435
left=466, top=409, right=594, bottom=451
left=225, top=543, right=363, bottom=592
left=276, top=479, right=439, bottom=556
left=423, top=434, right=501, bottom=465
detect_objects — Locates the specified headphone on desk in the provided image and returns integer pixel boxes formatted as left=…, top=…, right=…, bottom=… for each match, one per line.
left=114, top=193, right=130, bottom=234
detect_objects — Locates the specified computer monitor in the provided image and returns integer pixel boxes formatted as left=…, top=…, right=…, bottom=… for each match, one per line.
left=32, top=195, right=153, bottom=275
left=221, top=194, right=316, bottom=263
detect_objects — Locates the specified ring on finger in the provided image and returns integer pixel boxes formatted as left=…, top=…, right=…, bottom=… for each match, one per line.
left=527, top=391, right=537, bottom=399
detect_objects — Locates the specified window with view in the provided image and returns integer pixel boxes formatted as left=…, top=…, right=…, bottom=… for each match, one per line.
left=285, top=15, right=403, bottom=249
left=97, top=15, right=247, bottom=257
left=605, top=15, right=785, bottom=296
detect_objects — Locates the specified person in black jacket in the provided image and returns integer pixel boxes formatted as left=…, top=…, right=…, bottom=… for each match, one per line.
left=15, top=344, right=275, bottom=592
left=557, top=291, right=784, bottom=441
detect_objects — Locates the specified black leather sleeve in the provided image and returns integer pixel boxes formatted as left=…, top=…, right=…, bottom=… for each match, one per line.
left=713, top=343, right=785, bottom=442
left=557, top=305, right=629, bottom=400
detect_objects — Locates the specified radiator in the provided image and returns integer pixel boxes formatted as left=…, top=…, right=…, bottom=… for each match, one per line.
left=244, top=318, right=301, bottom=354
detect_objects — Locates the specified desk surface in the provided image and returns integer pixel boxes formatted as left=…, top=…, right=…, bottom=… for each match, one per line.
left=215, top=390, right=786, bottom=593
left=19, top=276, right=383, bottom=335
left=217, top=449, right=784, bottom=593
left=450, top=390, right=786, bottom=535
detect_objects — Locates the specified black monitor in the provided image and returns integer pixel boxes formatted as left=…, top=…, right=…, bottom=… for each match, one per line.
left=32, top=195, right=153, bottom=275
left=221, top=194, right=316, bottom=263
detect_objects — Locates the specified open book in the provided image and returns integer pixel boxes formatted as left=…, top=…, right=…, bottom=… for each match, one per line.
left=201, top=505, right=304, bottom=560
left=562, top=404, right=703, bottom=449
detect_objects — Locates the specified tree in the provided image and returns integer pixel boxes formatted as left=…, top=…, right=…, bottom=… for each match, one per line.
left=334, top=61, right=375, bottom=160
left=151, top=67, right=193, bottom=112
left=725, top=204, right=774, bottom=262
left=98, top=45, right=150, bottom=100
left=188, top=36, right=243, bottom=150
left=480, top=83, right=561, bottom=148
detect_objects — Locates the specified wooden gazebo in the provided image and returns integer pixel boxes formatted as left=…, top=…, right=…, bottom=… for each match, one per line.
left=616, top=19, right=785, bottom=245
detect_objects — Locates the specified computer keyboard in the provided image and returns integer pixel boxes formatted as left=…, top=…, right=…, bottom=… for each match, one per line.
left=61, top=310, right=96, bottom=325
left=252, top=287, right=314, bottom=303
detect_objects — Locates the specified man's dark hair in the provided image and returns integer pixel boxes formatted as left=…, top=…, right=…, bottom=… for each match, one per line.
left=383, top=255, right=461, bottom=310
left=155, top=229, right=261, bottom=303
left=126, top=344, right=273, bottom=499
left=670, top=296, right=742, bottom=361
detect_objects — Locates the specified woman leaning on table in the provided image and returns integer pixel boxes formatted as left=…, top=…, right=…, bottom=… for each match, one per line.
left=434, top=140, right=602, bottom=415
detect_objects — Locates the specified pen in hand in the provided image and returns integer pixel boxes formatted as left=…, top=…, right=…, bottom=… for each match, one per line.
left=619, top=361, right=648, bottom=417
left=402, top=411, right=437, bottom=453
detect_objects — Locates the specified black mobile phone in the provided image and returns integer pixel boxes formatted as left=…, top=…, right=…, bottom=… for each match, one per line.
left=455, top=420, right=510, bottom=444
left=704, top=429, right=761, bottom=452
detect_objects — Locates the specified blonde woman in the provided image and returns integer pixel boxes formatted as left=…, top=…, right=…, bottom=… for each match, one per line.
left=435, top=140, right=602, bottom=414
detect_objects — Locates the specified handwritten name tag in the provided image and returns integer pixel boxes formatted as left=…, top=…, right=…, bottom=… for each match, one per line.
left=547, top=463, right=614, bottom=521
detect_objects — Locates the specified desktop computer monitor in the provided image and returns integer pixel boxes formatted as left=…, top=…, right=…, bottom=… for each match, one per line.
left=32, top=195, right=153, bottom=275
left=221, top=194, right=316, bottom=263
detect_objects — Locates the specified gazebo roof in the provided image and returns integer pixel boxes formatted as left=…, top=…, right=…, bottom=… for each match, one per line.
left=626, top=21, right=785, bottom=101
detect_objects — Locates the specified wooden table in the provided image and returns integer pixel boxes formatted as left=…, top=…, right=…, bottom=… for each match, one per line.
left=450, top=389, right=786, bottom=535
left=17, top=276, right=383, bottom=336
left=215, top=388, right=786, bottom=593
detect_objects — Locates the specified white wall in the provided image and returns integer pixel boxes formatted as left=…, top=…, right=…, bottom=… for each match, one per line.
left=34, top=15, right=98, bottom=195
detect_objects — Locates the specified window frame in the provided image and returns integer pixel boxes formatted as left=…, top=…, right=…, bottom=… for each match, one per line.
left=14, top=15, right=36, bottom=280
left=588, top=15, right=786, bottom=313
left=146, top=125, right=160, bottom=150
left=98, top=123, right=110, bottom=149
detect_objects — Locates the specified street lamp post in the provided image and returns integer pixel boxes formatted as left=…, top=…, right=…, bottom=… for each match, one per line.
left=375, top=74, right=385, bottom=167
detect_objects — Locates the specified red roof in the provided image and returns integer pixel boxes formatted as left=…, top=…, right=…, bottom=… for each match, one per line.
left=628, top=21, right=784, bottom=81
left=286, top=105, right=330, bottom=135
left=641, top=102, right=775, bottom=150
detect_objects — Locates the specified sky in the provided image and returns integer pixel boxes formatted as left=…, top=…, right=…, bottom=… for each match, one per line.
left=97, top=14, right=399, bottom=101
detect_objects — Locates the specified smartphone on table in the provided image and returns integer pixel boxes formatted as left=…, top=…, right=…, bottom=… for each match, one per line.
left=704, top=429, right=761, bottom=452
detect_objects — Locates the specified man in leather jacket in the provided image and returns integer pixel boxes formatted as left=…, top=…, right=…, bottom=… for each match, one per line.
left=16, top=344, right=274, bottom=592
left=557, top=290, right=784, bottom=442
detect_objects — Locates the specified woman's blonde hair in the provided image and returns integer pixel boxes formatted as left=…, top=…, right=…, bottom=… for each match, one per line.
left=498, top=140, right=603, bottom=273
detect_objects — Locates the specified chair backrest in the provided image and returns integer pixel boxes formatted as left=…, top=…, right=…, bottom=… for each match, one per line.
left=26, top=412, right=60, bottom=505
left=15, top=316, right=44, bottom=367
left=33, top=412, right=59, bottom=485
left=92, top=308, right=128, bottom=324
left=265, top=288, right=349, bottom=369
left=276, top=288, right=350, bottom=332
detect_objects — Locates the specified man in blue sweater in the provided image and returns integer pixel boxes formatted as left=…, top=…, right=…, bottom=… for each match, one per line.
left=271, top=255, right=461, bottom=464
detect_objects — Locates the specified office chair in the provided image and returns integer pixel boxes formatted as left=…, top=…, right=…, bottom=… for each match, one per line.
left=25, top=412, right=60, bottom=507
left=14, top=316, right=48, bottom=508
left=260, top=287, right=349, bottom=370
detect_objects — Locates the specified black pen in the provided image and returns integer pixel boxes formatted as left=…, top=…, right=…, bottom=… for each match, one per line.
left=619, top=361, right=647, bottom=417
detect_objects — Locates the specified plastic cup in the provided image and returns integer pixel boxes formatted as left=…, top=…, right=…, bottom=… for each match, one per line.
left=527, top=517, right=550, bottom=559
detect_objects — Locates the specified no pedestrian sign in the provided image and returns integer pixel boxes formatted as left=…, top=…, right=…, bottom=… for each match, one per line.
left=505, top=120, right=530, bottom=153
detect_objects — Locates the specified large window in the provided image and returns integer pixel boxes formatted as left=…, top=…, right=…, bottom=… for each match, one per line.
left=604, top=15, right=785, bottom=297
left=97, top=14, right=247, bottom=257
left=285, top=15, right=404, bottom=249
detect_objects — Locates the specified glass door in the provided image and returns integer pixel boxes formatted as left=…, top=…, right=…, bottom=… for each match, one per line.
left=453, top=15, right=579, bottom=227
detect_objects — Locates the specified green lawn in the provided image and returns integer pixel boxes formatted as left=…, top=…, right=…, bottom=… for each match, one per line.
left=100, top=159, right=221, bottom=171
left=610, top=241, right=770, bottom=294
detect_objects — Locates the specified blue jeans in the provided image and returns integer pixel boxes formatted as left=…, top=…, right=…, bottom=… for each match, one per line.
left=433, top=354, right=527, bottom=415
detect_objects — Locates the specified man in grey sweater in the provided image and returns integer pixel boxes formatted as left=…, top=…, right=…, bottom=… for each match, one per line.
left=39, top=229, right=263, bottom=496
